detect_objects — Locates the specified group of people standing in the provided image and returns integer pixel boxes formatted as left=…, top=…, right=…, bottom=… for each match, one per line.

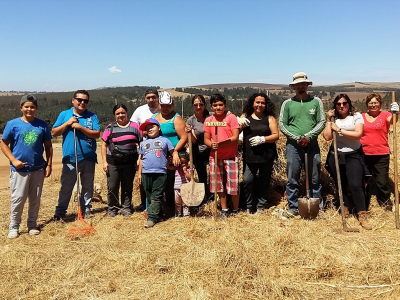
left=1, top=72, right=398, bottom=237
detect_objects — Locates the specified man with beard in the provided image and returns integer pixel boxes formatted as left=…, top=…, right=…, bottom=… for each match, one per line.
left=279, top=72, right=326, bottom=218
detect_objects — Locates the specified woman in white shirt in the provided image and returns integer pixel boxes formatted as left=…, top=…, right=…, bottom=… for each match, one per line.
left=323, top=94, right=372, bottom=230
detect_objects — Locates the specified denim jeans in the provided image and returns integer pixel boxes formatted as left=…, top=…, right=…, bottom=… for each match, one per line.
left=286, top=144, right=322, bottom=214
left=55, top=160, right=95, bottom=216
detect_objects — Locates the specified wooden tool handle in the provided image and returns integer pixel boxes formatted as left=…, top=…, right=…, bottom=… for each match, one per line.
left=392, top=91, right=399, bottom=229
left=188, top=132, right=194, bottom=180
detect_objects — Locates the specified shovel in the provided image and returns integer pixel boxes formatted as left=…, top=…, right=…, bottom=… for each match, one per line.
left=298, top=152, right=320, bottom=219
left=181, top=132, right=205, bottom=206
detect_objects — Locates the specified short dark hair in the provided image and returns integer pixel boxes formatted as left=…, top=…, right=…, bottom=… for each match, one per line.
left=144, top=88, right=159, bottom=97
left=74, top=90, right=90, bottom=100
left=210, top=93, right=226, bottom=105
left=332, top=93, right=356, bottom=118
left=112, top=104, right=128, bottom=115
left=243, top=92, right=275, bottom=118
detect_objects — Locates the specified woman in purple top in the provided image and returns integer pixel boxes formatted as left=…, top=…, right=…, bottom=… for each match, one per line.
left=102, top=104, right=142, bottom=217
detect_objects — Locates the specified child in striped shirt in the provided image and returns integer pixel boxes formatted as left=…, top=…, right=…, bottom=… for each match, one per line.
left=174, top=151, right=191, bottom=217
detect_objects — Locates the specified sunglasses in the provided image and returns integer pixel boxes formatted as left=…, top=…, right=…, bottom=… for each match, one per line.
left=75, top=98, right=89, bottom=104
left=193, top=103, right=204, bottom=108
left=336, top=102, right=348, bottom=107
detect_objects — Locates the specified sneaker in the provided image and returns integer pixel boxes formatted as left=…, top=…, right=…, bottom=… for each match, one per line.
left=83, top=211, right=94, bottom=219
left=218, top=210, right=230, bottom=220
left=28, top=228, right=40, bottom=236
left=108, top=211, right=117, bottom=217
left=246, top=208, right=253, bottom=214
left=120, top=209, right=132, bottom=217
left=52, top=214, right=65, bottom=222
left=7, top=229, right=19, bottom=239
left=144, top=220, right=155, bottom=228
left=256, top=208, right=264, bottom=214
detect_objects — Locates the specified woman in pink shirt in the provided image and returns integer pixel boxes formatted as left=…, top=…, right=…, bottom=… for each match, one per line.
left=360, top=93, right=399, bottom=211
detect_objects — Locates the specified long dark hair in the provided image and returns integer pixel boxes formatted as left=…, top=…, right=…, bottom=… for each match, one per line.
left=243, top=92, right=275, bottom=118
left=332, top=94, right=356, bottom=119
left=191, top=94, right=209, bottom=118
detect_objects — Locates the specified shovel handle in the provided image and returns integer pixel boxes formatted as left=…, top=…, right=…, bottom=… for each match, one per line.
left=214, top=127, right=218, bottom=220
left=392, top=91, right=399, bottom=229
left=305, top=152, right=310, bottom=198
left=188, top=132, right=194, bottom=180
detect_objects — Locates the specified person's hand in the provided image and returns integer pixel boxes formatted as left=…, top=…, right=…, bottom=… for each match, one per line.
left=182, top=165, right=187, bottom=172
left=331, top=123, right=340, bottom=133
left=391, top=102, right=399, bottom=113
left=45, top=165, right=52, bottom=177
left=173, top=151, right=180, bottom=166
left=185, top=125, right=192, bottom=133
left=249, top=136, right=266, bottom=146
left=12, top=159, right=25, bottom=169
left=237, top=117, right=250, bottom=127
left=71, top=122, right=83, bottom=130
left=297, top=135, right=310, bottom=147
left=327, top=109, right=335, bottom=120
left=67, top=117, right=78, bottom=126
left=211, top=142, right=218, bottom=151
left=103, top=162, right=109, bottom=173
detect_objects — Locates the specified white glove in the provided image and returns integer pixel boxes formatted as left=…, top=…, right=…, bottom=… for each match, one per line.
left=249, top=136, right=266, bottom=146
left=391, top=102, right=399, bottom=113
left=237, top=117, right=250, bottom=127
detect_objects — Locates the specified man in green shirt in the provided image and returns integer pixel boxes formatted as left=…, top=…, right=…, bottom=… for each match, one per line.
left=279, top=72, right=326, bottom=217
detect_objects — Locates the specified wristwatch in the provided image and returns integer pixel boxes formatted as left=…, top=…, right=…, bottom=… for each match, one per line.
left=338, top=128, right=342, bottom=134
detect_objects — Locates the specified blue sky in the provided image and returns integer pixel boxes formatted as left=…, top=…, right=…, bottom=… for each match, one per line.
left=1, top=0, right=399, bottom=92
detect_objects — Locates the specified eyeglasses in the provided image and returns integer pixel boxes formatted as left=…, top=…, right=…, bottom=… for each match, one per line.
left=336, top=102, right=348, bottom=107
left=75, top=98, right=89, bottom=104
left=193, top=103, right=204, bottom=108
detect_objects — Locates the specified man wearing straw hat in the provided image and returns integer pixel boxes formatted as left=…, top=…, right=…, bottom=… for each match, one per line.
left=279, top=72, right=326, bottom=218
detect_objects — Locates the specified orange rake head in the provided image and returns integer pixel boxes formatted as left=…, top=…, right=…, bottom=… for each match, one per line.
left=67, top=207, right=96, bottom=238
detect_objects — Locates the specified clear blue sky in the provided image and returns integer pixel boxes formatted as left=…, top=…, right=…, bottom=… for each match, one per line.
left=1, top=0, right=399, bottom=92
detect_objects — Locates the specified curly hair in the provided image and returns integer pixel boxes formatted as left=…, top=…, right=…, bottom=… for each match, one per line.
left=331, top=94, right=356, bottom=119
left=365, top=93, right=382, bottom=106
left=243, top=92, right=276, bottom=118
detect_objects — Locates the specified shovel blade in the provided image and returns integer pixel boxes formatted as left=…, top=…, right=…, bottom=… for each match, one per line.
left=181, top=180, right=205, bottom=207
left=298, top=197, right=320, bottom=220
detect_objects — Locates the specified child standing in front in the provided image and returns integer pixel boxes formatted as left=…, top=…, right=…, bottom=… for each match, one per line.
left=0, top=95, right=53, bottom=239
left=204, top=93, right=240, bottom=219
left=138, top=118, right=175, bottom=228
left=174, top=152, right=191, bottom=217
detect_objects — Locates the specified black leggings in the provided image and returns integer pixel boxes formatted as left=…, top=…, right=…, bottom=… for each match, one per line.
left=327, top=154, right=366, bottom=213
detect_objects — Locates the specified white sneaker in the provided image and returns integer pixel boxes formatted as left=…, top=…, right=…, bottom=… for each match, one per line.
left=7, top=230, right=19, bottom=239
left=29, top=228, right=40, bottom=236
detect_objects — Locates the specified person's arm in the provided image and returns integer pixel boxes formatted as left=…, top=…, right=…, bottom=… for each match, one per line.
left=331, top=122, right=364, bottom=140
left=137, top=155, right=143, bottom=184
left=185, top=122, right=197, bottom=144
left=323, top=111, right=335, bottom=141
left=278, top=99, right=300, bottom=142
left=204, top=132, right=212, bottom=148
left=52, top=116, right=78, bottom=137
left=266, top=116, right=279, bottom=142
left=71, top=123, right=101, bottom=138
left=173, top=116, right=188, bottom=152
left=218, top=128, right=239, bottom=148
left=303, top=97, right=326, bottom=140
left=183, top=166, right=191, bottom=181
left=44, top=140, right=53, bottom=177
left=0, top=139, right=25, bottom=169
left=101, top=141, right=109, bottom=173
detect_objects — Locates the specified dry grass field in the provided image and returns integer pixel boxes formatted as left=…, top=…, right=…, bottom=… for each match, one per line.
left=1, top=127, right=400, bottom=299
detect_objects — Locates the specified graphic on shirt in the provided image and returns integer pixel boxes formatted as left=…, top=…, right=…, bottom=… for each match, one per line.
left=309, top=108, right=315, bottom=115
left=143, top=140, right=165, bottom=157
left=22, top=130, right=38, bottom=148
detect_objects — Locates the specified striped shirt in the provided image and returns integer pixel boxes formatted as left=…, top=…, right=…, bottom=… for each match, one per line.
left=174, top=166, right=190, bottom=189
left=102, top=122, right=142, bottom=156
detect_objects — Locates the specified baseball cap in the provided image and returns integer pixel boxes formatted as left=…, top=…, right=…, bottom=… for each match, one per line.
left=159, top=91, right=173, bottom=105
left=20, top=95, right=38, bottom=107
left=139, top=118, right=160, bottom=131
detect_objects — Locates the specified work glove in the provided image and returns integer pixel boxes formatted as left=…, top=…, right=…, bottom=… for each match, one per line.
left=249, top=136, right=266, bottom=146
left=391, top=102, right=399, bottom=113
left=237, top=117, right=250, bottom=127
left=297, top=135, right=310, bottom=147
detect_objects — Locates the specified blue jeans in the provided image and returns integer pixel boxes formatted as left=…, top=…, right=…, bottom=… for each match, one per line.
left=55, top=160, right=95, bottom=216
left=286, top=144, right=322, bottom=214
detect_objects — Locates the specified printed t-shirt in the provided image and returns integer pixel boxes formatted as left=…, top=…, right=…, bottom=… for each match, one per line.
left=139, top=136, right=174, bottom=174
left=53, top=108, right=101, bottom=163
left=360, top=111, right=391, bottom=155
left=2, top=117, right=52, bottom=172
left=203, top=113, right=239, bottom=159
left=130, top=104, right=159, bottom=126
left=335, top=112, right=364, bottom=152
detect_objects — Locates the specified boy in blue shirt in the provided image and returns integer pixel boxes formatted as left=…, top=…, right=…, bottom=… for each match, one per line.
left=138, top=119, right=174, bottom=228
left=1, top=95, right=53, bottom=239
left=52, top=90, right=101, bottom=220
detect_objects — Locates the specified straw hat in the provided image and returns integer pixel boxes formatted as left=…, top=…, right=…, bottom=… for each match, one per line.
left=289, top=72, right=313, bottom=86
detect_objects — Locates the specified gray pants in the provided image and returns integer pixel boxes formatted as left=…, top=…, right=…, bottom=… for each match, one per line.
left=9, top=170, right=45, bottom=230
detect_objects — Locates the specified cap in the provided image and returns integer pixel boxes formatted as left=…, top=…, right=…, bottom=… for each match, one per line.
left=159, top=91, right=173, bottom=105
left=139, top=118, right=160, bottom=131
left=20, top=95, right=38, bottom=107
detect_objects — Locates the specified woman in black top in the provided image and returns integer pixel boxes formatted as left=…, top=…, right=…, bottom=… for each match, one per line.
left=240, top=92, right=279, bottom=213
